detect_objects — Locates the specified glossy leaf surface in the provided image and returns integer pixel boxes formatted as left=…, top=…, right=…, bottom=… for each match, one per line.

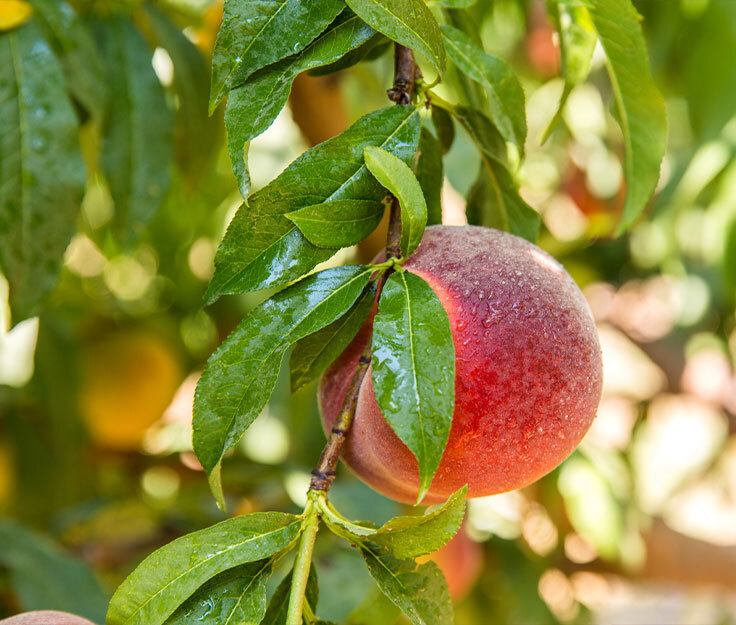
left=286, top=199, right=384, bottom=249
left=207, top=106, right=419, bottom=303
left=210, top=0, right=344, bottom=110
left=344, top=0, right=446, bottom=75
left=371, top=271, right=455, bottom=502
left=107, top=512, right=301, bottom=625
left=195, top=266, right=372, bottom=506
left=0, top=22, right=85, bottom=324
left=364, top=146, right=426, bottom=257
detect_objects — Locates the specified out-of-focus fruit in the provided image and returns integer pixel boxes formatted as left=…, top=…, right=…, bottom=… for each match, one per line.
left=419, top=526, right=484, bottom=601
left=0, top=611, right=96, bottom=625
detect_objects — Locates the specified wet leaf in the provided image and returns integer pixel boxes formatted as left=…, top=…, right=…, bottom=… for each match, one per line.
left=210, top=0, right=344, bottom=111
left=371, top=271, right=455, bottom=502
left=206, top=105, right=419, bottom=303
left=225, top=12, right=375, bottom=197
left=286, top=199, right=385, bottom=249
left=364, top=146, right=426, bottom=257
left=415, top=126, right=443, bottom=226
left=0, top=22, right=85, bottom=324
left=107, top=513, right=301, bottom=625
left=290, top=283, right=377, bottom=392
left=441, top=24, right=527, bottom=151
left=586, top=0, right=667, bottom=232
left=195, top=266, right=373, bottom=507
left=345, top=0, right=446, bottom=76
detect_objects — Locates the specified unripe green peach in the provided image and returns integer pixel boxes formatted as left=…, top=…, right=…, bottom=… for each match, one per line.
left=320, top=226, right=602, bottom=504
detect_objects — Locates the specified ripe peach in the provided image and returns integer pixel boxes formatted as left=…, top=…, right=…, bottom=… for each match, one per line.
left=0, top=611, right=96, bottom=624
left=320, top=226, right=602, bottom=504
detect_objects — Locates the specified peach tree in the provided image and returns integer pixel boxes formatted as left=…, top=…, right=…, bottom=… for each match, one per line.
left=0, top=0, right=666, bottom=624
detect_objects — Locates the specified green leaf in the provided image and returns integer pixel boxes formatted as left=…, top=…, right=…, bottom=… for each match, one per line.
left=586, top=0, right=667, bottom=232
left=344, top=0, right=446, bottom=76
left=0, top=22, right=85, bottom=324
left=210, top=0, right=344, bottom=112
left=262, top=566, right=319, bottom=625
left=450, top=105, right=540, bottom=241
left=290, top=282, right=377, bottom=392
left=430, top=105, right=455, bottom=154
left=373, top=486, right=466, bottom=558
left=145, top=5, right=219, bottom=180
left=207, top=105, right=419, bottom=303
left=28, top=0, right=106, bottom=120
left=466, top=164, right=502, bottom=229
left=286, top=199, right=385, bottom=249
left=0, top=519, right=108, bottom=623
left=95, top=15, right=173, bottom=240
left=346, top=587, right=402, bottom=625
left=225, top=12, right=376, bottom=197
left=550, top=0, right=597, bottom=86
left=441, top=24, right=527, bottom=151
left=195, top=266, right=373, bottom=507
left=364, top=146, right=427, bottom=257
left=107, top=512, right=301, bottom=625
left=415, top=126, right=443, bottom=226
left=163, top=559, right=274, bottom=625
left=371, top=271, right=455, bottom=502
left=436, top=0, right=476, bottom=6
left=308, top=33, right=389, bottom=77
left=361, top=550, right=452, bottom=625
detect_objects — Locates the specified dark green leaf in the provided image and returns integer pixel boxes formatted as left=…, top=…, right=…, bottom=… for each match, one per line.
left=0, top=519, right=108, bottom=623
left=225, top=12, right=376, bottom=197
left=95, top=15, right=173, bottom=240
left=207, top=105, right=419, bottom=303
left=450, top=105, right=540, bottom=241
left=361, top=550, right=452, bottom=625
left=286, top=199, right=385, bottom=248
left=195, top=266, right=373, bottom=507
left=308, top=33, right=389, bottom=77
left=290, top=282, right=377, bottom=392
left=28, top=0, right=106, bottom=120
left=107, top=512, right=301, bottom=625
left=262, top=566, right=319, bottom=625
left=163, top=560, right=274, bottom=625
left=344, top=0, right=446, bottom=76
left=441, top=24, right=527, bottom=151
left=415, top=126, right=443, bottom=226
left=430, top=105, right=455, bottom=154
left=586, top=0, right=667, bottom=232
left=210, top=0, right=344, bottom=111
left=373, top=486, right=466, bottom=558
left=146, top=5, right=219, bottom=180
left=0, top=22, right=85, bottom=324
left=364, top=146, right=426, bottom=256
left=372, top=271, right=455, bottom=502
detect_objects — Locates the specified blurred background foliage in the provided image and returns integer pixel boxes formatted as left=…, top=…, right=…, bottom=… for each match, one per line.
left=1, top=0, right=736, bottom=623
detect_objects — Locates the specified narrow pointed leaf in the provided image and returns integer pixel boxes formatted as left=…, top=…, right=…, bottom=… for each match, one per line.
left=210, top=0, right=344, bottom=111
left=163, top=560, right=274, bottom=625
left=372, top=271, right=455, bottom=502
left=290, top=282, right=377, bottom=392
left=207, top=106, right=419, bottom=303
left=107, top=512, right=301, bottom=625
left=0, top=22, right=85, bottom=324
left=586, top=0, right=667, bottom=232
left=415, top=126, right=443, bottom=226
left=431, top=105, right=455, bottom=154
left=262, top=567, right=319, bottom=625
left=28, top=0, right=106, bottom=120
left=286, top=199, right=385, bottom=248
left=225, top=13, right=375, bottom=196
left=195, top=266, right=372, bottom=506
left=364, top=146, right=426, bottom=257
left=344, top=0, right=446, bottom=76
left=441, top=24, right=527, bottom=151
left=361, top=550, right=452, bottom=625
left=372, top=486, right=466, bottom=558
left=551, top=0, right=597, bottom=86
left=95, top=15, right=172, bottom=240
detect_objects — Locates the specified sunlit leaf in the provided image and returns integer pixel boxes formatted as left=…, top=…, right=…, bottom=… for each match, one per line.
left=371, top=271, right=455, bottom=502
left=286, top=199, right=385, bottom=249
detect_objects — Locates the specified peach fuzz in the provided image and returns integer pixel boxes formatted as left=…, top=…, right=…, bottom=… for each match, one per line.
left=319, top=225, right=602, bottom=504
left=0, top=611, right=97, bottom=624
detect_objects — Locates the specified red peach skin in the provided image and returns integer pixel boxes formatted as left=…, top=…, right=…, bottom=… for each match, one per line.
left=0, top=611, right=97, bottom=624
left=320, top=226, right=602, bottom=504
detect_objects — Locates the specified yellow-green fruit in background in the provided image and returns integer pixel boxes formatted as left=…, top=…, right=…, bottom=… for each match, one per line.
left=79, top=330, right=182, bottom=451
left=0, top=0, right=33, bottom=31
left=0, top=611, right=96, bottom=624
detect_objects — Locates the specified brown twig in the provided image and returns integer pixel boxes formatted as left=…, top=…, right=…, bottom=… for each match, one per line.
left=309, top=46, right=417, bottom=493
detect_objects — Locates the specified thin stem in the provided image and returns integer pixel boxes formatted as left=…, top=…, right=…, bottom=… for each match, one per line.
left=286, top=501, right=320, bottom=625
